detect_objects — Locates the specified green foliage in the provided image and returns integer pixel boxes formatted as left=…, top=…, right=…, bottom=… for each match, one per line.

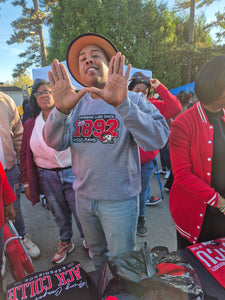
left=214, top=10, right=225, bottom=42
left=12, top=73, right=33, bottom=90
left=47, top=0, right=220, bottom=88
left=2, top=0, right=224, bottom=87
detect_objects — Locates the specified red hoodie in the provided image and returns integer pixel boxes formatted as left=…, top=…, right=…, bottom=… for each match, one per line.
left=140, top=84, right=182, bottom=164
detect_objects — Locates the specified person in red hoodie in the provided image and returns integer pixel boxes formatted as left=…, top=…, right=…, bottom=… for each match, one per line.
left=128, top=72, right=182, bottom=236
left=0, top=162, right=16, bottom=297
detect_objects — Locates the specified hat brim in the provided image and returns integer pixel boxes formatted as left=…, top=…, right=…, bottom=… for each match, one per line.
left=66, top=33, right=118, bottom=87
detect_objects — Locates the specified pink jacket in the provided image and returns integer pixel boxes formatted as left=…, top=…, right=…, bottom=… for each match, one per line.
left=169, top=102, right=225, bottom=244
left=140, top=84, right=182, bottom=164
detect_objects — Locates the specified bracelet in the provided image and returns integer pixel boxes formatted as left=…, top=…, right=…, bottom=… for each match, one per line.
left=24, top=183, right=29, bottom=188
left=219, top=204, right=225, bottom=213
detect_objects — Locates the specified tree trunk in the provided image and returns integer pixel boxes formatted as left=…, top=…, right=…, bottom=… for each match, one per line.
left=32, top=0, right=47, bottom=67
left=38, top=25, right=47, bottom=67
left=187, top=0, right=195, bottom=83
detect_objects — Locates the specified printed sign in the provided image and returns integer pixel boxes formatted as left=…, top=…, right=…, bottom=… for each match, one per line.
left=188, top=238, right=225, bottom=288
left=7, top=261, right=98, bottom=300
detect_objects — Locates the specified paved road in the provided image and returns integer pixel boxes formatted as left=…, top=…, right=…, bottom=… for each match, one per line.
left=3, top=166, right=176, bottom=290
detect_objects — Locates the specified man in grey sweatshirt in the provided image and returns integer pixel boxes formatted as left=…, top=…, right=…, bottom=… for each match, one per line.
left=43, top=33, right=169, bottom=270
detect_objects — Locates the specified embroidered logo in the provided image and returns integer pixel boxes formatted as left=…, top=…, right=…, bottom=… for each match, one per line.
left=72, top=114, right=119, bottom=144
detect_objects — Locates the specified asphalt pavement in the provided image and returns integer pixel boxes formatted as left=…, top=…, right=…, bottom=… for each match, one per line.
left=3, top=163, right=177, bottom=291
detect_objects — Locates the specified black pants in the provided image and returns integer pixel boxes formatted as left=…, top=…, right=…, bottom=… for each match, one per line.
left=177, top=205, right=225, bottom=250
left=164, top=171, right=174, bottom=190
left=159, top=143, right=171, bottom=170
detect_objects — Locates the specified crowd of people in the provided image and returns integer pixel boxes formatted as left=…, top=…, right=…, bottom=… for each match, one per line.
left=1, top=32, right=225, bottom=297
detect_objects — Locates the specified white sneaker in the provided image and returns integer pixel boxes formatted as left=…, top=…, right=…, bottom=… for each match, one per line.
left=22, top=234, right=40, bottom=258
left=82, top=239, right=89, bottom=249
left=82, top=239, right=93, bottom=259
left=164, top=171, right=171, bottom=179
left=1, top=252, right=6, bottom=277
left=154, top=169, right=167, bottom=175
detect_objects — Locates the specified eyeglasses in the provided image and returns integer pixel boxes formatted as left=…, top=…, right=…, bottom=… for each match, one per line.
left=34, top=90, right=52, bottom=97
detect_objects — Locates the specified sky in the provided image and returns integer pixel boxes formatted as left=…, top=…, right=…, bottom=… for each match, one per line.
left=0, top=0, right=223, bottom=84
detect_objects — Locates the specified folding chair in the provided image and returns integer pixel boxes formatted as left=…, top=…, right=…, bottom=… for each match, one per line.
left=3, top=220, right=34, bottom=281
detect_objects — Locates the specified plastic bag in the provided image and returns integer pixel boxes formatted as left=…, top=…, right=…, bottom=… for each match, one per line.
left=99, top=243, right=204, bottom=300
left=142, top=245, right=204, bottom=299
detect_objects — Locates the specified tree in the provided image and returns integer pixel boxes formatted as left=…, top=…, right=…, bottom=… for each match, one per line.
left=12, top=73, right=33, bottom=95
left=47, top=0, right=216, bottom=89
left=214, top=10, right=225, bottom=42
left=0, top=0, right=57, bottom=77
left=174, top=0, right=222, bottom=83
left=47, top=0, right=182, bottom=88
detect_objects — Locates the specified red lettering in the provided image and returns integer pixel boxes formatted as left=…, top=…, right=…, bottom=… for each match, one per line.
left=65, top=269, right=74, bottom=283
left=17, top=284, right=28, bottom=299
left=43, top=275, right=52, bottom=290
left=93, top=119, right=105, bottom=137
left=8, top=276, right=53, bottom=300
left=71, top=264, right=81, bottom=280
left=25, top=282, right=35, bottom=297
left=7, top=287, right=18, bottom=300
left=73, top=120, right=81, bottom=137
left=106, top=119, right=118, bottom=137
left=81, top=120, right=93, bottom=137
left=35, top=278, right=44, bottom=294
left=55, top=272, right=67, bottom=286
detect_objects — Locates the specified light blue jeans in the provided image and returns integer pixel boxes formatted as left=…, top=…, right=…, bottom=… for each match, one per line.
left=76, top=195, right=139, bottom=270
left=5, top=165, right=26, bottom=237
left=139, top=158, right=157, bottom=217
left=37, top=167, right=84, bottom=242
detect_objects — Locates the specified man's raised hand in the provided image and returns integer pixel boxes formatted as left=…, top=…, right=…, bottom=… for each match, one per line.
left=48, top=59, right=88, bottom=114
left=89, top=53, right=132, bottom=107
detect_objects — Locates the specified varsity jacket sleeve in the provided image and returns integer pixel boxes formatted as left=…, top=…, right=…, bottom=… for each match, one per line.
left=115, top=92, right=170, bottom=151
left=151, top=84, right=182, bottom=120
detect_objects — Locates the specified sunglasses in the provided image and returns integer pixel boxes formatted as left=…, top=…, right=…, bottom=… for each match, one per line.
left=34, top=90, right=52, bottom=97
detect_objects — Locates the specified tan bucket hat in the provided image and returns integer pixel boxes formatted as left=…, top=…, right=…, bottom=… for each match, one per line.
left=66, top=33, right=118, bottom=86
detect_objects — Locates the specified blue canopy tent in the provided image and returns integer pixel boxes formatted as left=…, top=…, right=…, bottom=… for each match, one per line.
left=169, top=82, right=195, bottom=96
left=32, top=61, right=152, bottom=90
left=32, top=62, right=196, bottom=100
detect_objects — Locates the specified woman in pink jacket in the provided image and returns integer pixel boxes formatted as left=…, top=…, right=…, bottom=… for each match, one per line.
left=169, top=55, right=225, bottom=249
